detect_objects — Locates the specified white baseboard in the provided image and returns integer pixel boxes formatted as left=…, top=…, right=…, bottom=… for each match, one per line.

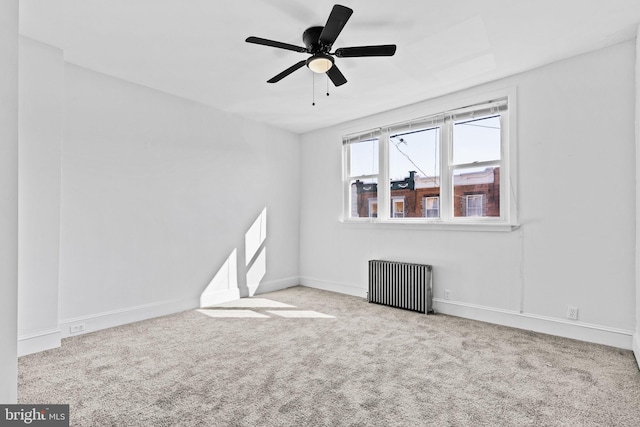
left=59, top=295, right=200, bottom=339
left=202, top=277, right=299, bottom=304
left=253, top=276, right=300, bottom=296
left=58, top=278, right=301, bottom=341
left=18, top=328, right=61, bottom=357
left=633, top=332, right=640, bottom=370
left=434, top=299, right=633, bottom=349
left=300, top=277, right=367, bottom=298
left=300, top=277, right=633, bottom=350
left=200, top=288, right=241, bottom=308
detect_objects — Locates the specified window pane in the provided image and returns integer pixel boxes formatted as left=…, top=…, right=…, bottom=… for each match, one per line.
left=391, top=197, right=405, bottom=218
left=452, top=115, right=501, bottom=165
left=349, top=139, right=378, bottom=177
left=389, top=127, right=440, bottom=218
left=369, top=199, right=378, bottom=218
left=424, top=196, right=440, bottom=218
left=453, top=167, right=500, bottom=218
left=389, top=128, right=439, bottom=180
left=349, top=178, right=378, bottom=218
left=466, top=195, right=483, bottom=217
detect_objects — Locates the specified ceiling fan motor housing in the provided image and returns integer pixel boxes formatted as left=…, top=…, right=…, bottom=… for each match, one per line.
left=303, top=26, right=327, bottom=53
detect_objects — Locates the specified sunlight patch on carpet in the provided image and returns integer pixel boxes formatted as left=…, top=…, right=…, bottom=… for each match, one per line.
left=197, top=309, right=269, bottom=318
left=211, top=298, right=296, bottom=308
left=267, top=310, right=335, bottom=318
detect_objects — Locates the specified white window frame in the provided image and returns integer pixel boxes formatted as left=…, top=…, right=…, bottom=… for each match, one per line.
left=342, top=90, right=517, bottom=231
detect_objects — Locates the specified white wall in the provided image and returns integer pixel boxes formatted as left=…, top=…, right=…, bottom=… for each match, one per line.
left=0, top=0, right=19, bottom=403
left=58, top=64, right=300, bottom=336
left=300, top=40, right=636, bottom=349
left=18, top=37, right=64, bottom=356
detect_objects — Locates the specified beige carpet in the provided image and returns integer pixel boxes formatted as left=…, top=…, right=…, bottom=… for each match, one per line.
left=18, top=286, right=640, bottom=426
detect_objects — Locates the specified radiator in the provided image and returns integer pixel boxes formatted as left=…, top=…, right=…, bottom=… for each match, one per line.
left=368, top=260, right=433, bottom=314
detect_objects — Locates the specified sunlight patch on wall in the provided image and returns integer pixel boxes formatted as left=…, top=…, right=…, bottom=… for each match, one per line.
left=200, top=207, right=269, bottom=306
left=200, top=249, right=239, bottom=307
left=245, top=207, right=267, bottom=266
left=246, top=246, right=266, bottom=296
left=244, top=208, right=268, bottom=297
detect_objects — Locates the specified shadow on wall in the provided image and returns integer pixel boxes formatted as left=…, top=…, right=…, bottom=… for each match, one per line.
left=199, top=208, right=267, bottom=307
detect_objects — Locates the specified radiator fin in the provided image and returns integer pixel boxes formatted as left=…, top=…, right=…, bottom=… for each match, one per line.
left=368, top=260, right=433, bottom=314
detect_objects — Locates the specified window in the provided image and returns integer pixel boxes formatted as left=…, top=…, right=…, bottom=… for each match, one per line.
left=465, top=194, right=483, bottom=217
left=343, top=96, right=513, bottom=226
left=368, top=198, right=378, bottom=218
left=391, top=197, right=405, bottom=218
left=424, top=196, right=440, bottom=218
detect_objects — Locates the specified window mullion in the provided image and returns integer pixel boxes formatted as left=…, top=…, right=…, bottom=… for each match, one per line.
left=440, top=119, right=452, bottom=221
left=343, top=144, right=351, bottom=220
left=499, top=113, right=508, bottom=223
left=378, top=130, right=390, bottom=221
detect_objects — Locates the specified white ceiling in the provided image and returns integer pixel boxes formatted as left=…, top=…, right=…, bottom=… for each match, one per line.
left=19, top=0, right=640, bottom=134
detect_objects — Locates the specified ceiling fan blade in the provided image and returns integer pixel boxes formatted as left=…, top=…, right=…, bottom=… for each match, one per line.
left=319, top=5, right=353, bottom=46
left=246, top=36, right=307, bottom=53
left=334, top=45, right=397, bottom=58
left=267, top=60, right=307, bottom=83
left=326, top=64, right=347, bottom=87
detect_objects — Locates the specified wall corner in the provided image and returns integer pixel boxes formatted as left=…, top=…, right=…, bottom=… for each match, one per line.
left=635, top=23, right=640, bottom=372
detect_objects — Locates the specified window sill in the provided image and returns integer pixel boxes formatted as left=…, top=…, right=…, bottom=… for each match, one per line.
left=339, top=218, right=519, bottom=232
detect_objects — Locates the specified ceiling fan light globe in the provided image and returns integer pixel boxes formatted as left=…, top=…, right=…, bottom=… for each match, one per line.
left=307, top=54, right=334, bottom=73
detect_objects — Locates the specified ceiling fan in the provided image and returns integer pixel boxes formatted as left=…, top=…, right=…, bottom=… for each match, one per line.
left=245, top=4, right=397, bottom=87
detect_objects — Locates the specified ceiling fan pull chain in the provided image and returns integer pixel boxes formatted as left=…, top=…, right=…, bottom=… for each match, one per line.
left=326, top=74, right=330, bottom=97
left=312, top=73, right=315, bottom=106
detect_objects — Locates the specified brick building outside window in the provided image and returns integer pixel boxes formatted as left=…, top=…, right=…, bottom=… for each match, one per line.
left=352, top=167, right=500, bottom=218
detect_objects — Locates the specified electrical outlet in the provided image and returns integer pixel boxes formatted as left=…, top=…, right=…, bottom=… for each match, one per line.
left=444, top=290, right=452, bottom=300
left=566, top=306, right=578, bottom=320
left=69, top=323, right=85, bottom=334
